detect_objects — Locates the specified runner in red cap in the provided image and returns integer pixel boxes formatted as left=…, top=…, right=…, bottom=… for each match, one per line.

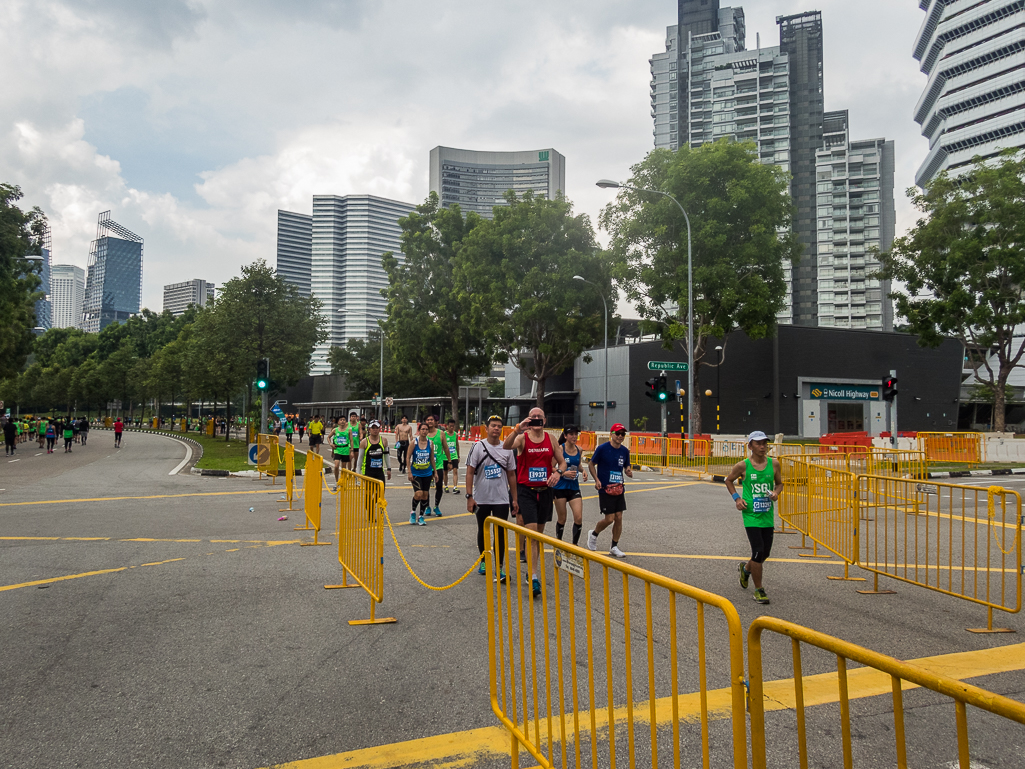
left=586, top=423, right=633, bottom=558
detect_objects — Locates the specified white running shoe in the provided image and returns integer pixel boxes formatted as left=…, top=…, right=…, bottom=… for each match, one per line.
left=586, top=530, right=598, bottom=551
left=609, top=545, right=626, bottom=559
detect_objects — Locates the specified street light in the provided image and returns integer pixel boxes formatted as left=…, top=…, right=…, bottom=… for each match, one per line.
left=715, top=345, right=723, bottom=434
left=597, top=179, right=694, bottom=437
left=573, top=275, right=608, bottom=431
left=338, top=308, right=385, bottom=421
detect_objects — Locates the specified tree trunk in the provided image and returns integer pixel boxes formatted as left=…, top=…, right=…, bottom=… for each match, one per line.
left=225, top=396, right=232, bottom=441
left=535, top=375, right=546, bottom=410
left=994, top=370, right=1009, bottom=432
left=690, top=391, right=702, bottom=435
left=450, top=370, right=460, bottom=429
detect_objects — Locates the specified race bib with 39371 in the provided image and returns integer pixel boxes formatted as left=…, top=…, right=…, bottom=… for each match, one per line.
left=528, top=466, right=548, bottom=484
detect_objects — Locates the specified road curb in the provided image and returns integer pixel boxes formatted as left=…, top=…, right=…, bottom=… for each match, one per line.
left=927, top=468, right=1025, bottom=479
left=93, top=426, right=205, bottom=473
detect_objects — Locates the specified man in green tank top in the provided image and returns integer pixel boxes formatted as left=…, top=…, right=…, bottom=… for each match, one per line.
left=724, top=430, right=782, bottom=605
left=443, top=417, right=460, bottom=493
left=424, top=414, right=450, bottom=517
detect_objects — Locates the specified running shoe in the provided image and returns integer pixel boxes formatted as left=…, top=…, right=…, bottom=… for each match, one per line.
left=609, top=545, right=626, bottom=559
left=417, top=514, right=426, bottom=526
left=495, top=569, right=506, bottom=584
left=738, top=563, right=750, bottom=590
left=478, top=559, right=487, bottom=576
left=586, top=530, right=598, bottom=551
left=452, top=487, right=460, bottom=494
left=445, top=486, right=450, bottom=493
left=753, top=588, right=770, bottom=605
left=519, top=548, right=527, bottom=563
left=532, top=577, right=541, bottom=598
left=409, top=512, right=417, bottom=525
left=433, top=507, right=443, bottom=517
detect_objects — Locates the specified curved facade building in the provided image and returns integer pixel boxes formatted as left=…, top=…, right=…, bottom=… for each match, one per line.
left=914, top=0, right=1025, bottom=187
left=429, top=146, right=566, bottom=219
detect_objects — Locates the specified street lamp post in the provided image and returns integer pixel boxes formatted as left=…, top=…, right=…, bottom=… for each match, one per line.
left=597, top=179, right=693, bottom=436
left=338, top=309, right=384, bottom=421
left=573, top=275, right=608, bottom=431
left=715, top=345, right=723, bottom=434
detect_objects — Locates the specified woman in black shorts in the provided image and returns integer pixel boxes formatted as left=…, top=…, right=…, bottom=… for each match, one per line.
left=553, top=426, right=587, bottom=546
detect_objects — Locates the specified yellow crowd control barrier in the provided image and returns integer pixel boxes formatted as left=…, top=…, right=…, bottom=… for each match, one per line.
left=629, top=436, right=711, bottom=477
left=748, top=616, right=1025, bottom=769
left=296, top=451, right=330, bottom=547
left=324, top=469, right=395, bottom=625
left=847, top=448, right=928, bottom=480
left=917, top=431, right=985, bottom=466
left=279, top=442, right=302, bottom=512
left=256, top=433, right=280, bottom=483
left=857, top=475, right=1022, bottom=632
left=779, top=456, right=860, bottom=573
left=484, top=518, right=747, bottom=769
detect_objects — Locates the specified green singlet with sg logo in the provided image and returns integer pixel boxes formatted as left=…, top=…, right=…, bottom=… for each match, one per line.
left=741, top=457, right=776, bottom=528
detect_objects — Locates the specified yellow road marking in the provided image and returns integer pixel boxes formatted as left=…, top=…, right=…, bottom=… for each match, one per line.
left=0, top=489, right=280, bottom=507
left=141, top=558, right=186, bottom=567
left=0, top=568, right=127, bottom=592
left=263, top=642, right=1025, bottom=769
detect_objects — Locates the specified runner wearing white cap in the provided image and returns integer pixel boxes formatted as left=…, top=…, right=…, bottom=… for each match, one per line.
left=724, top=430, right=782, bottom=604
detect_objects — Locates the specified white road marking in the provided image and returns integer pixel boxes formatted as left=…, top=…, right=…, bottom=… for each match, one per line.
left=167, top=437, right=193, bottom=476
left=8, top=459, right=19, bottom=463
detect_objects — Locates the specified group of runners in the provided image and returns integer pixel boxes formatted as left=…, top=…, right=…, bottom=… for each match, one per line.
left=3, top=415, right=92, bottom=455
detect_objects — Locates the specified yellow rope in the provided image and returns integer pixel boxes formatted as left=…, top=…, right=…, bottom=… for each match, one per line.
left=381, top=508, right=484, bottom=591
left=987, top=486, right=1020, bottom=556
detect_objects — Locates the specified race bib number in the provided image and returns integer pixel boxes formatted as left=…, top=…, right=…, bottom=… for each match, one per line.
left=335, top=434, right=348, bottom=447
left=528, top=466, right=548, bottom=483
left=608, top=470, right=624, bottom=485
left=370, top=457, right=383, bottom=469
left=753, top=496, right=772, bottom=513
left=484, top=464, right=502, bottom=480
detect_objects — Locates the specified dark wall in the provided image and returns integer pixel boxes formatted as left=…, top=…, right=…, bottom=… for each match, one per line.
left=628, top=341, right=691, bottom=432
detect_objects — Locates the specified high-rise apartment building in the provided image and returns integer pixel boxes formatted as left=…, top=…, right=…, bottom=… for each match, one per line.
left=82, top=211, right=142, bottom=333
left=163, top=279, right=215, bottom=316
left=310, top=195, right=415, bottom=375
left=815, top=110, right=895, bottom=332
left=25, top=247, right=51, bottom=332
left=276, top=210, right=313, bottom=297
left=914, top=0, right=1025, bottom=187
left=51, top=264, right=85, bottom=329
left=428, top=146, right=566, bottom=219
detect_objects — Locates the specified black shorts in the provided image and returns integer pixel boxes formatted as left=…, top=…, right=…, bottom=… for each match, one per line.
left=745, top=526, right=774, bottom=564
left=445, top=459, right=459, bottom=470
left=411, top=476, right=433, bottom=493
left=333, top=452, right=351, bottom=463
left=553, top=487, right=582, bottom=501
left=309, top=435, right=322, bottom=446
left=517, top=484, right=553, bottom=526
left=598, top=491, right=627, bottom=516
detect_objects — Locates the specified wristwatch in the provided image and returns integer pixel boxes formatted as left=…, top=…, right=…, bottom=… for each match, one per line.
left=465, top=493, right=473, bottom=499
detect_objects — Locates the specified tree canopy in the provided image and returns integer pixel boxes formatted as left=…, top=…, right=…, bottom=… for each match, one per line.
left=0, top=184, right=46, bottom=380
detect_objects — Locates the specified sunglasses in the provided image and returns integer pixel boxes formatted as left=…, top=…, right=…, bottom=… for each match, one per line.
left=613, top=431, right=627, bottom=437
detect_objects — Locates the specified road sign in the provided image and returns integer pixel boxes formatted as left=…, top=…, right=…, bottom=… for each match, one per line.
left=587, top=401, right=616, bottom=408
left=385, top=396, right=394, bottom=407
left=647, top=361, right=688, bottom=372
left=247, top=443, right=259, bottom=465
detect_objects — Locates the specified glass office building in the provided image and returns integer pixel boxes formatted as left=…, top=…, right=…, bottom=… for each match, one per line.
left=51, top=264, right=85, bottom=329
left=429, top=146, right=567, bottom=219
left=24, top=246, right=51, bottom=332
left=276, top=210, right=313, bottom=297
left=310, top=194, right=415, bottom=375
left=82, top=211, right=143, bottom=333
left=163, top=279, right=215, bottom=316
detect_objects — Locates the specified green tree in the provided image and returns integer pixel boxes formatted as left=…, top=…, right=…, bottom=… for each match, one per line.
left=457, top=191, right=612, bottom=409
left=0, top=184, right=46, bottom=380
left=381, top=193, right=492, bottom=421
left=599, top=142, right=800, bottom=432
left=100, top=341, right=139, bottom=416
left=327, top=334, right=442, bottom=400
left=880, top=151, right=1025, bottom=432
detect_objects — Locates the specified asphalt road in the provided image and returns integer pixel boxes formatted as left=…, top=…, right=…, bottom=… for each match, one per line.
left=0, top=432, right=1022, bottom=768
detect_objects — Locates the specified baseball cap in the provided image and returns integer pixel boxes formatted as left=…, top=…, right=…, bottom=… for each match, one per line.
left=747, top=430, right=769, bottom=443
left=611, top=423, right=626, bottom=433
left=369, top=419, right=381, bottom=428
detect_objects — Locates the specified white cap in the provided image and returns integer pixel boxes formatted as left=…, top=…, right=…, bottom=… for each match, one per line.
left=747, top=430, right=769, bottom=443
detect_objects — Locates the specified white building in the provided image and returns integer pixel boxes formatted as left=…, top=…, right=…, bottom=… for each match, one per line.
left=163, top=279, right=215, bottom=317
left=914, top=0, right=1025, bottom=187
left=50, top=264, right=85, bottom=329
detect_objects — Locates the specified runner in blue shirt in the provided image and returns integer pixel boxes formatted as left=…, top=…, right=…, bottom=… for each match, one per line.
left=586, top=423, right=633, bottom=558
left=553, top=425, right=588, bottom=546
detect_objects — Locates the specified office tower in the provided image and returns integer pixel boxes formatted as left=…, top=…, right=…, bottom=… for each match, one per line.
left=24, top=245, right=51, bottom=334
left=82, top=211, right=142, bottom=333
left=310, top=195, right=415, bottom=375
left=276, top=210, right=313, bottom=297
left=51, top=264, right=85, bottom=329
left=163, top=279, right=215, bottom=316
left=914, top=0, right=1025, bottom=187
left=428, top=146, right=567, bottom=219
left=815, top=110, right=895, bottom=332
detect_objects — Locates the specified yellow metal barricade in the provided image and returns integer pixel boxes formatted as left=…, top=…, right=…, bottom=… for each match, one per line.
left=748, top=617, right=1025, bottom=769
left=279, top=442, right=302, bottom=512
left=256, top=433, right=280, bottom=483
left=851, top=448, right=928, bottom=479
left=485, top=518, right=747, bottom=769
left=296, top=451, right=330, bottom=546
left=708, top=438, right=748, bottom=478
left=917, top=431, right=985, bottom=467
left=770, top=442, right=818, bottom=457
left=325, top=469, right=395, bottom=625
left=661, top=437, right=711, bottom=478
left=857, top=475, right=1022, bottom=631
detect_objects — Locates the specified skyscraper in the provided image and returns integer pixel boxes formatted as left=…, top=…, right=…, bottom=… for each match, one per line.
left=82, top=211, right=143, bottom=333
left=914, top=0, right=1025, bottom=187
left=276, top=210, right=313, bottom=297
left=24, top=248, right=51, bottom=333
left=310, top=195, right=415, bottom=375
left=429, top=146, right=566, bottom=219
left=50, top=264, right=85, bottom=329
left=163, top=279, right=215, bottom=316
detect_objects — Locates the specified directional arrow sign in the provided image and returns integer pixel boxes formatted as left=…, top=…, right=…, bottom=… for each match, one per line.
left=647, top=361, right=688, bottom=372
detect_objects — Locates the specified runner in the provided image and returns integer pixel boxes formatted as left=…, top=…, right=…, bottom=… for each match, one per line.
left=307, top=415, right=324, bottom=455
left=62, top=420, right=74, bottom=453
left=406, top=422, right=436, bottom=526
left=586, top=422, right=633, bottom=559
left=502, top=407, right=566, bottom=598
left=358, top=419, right=391, bottom=485
left=79, top=416, right=89, bottom=446
left=394, top=416, right=412, bottom=474
left=113, top=416, right=124, bottom=448
left=44, top=420, right=56, bottom=453
left=36, top=418, right=45, bottom=449
left=724, top=430, right=782, bottom=605
left=425, top=414, right=451, bottom=517
left=443, top=418, right=460, bottom=493
left=553, top=425, right=588, bottom=546
left=2, top=417, right=16, bottom=456
left=330, top=417, right=352, bottom=485
left=347, top=411, right=363, bottom=470
left=297, top=419, right=306, bottom=444
left=284, top=417, right=294, bottom=444
left=465, top=415, right=517, bottom=582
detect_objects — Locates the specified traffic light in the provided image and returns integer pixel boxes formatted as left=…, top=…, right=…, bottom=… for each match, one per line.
left=882, top=375, right=898, bottom=402
left=256, top=358, right=269, bottom=390
left=644, top=377, right=659, bottom=401
left=656, top=373, right=668, bottom=402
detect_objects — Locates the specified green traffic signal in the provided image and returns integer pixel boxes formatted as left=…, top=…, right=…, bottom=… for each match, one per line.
left=657, top=390, right=667, bottom=402
left=256, top=379, right=268, bottom=390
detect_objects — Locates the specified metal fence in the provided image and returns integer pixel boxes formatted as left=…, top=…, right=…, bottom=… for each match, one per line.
left=917, top=432, right=985, bottom=467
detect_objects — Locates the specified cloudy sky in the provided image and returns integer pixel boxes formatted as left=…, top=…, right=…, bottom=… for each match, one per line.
left=2, top=0, right=927, bottom=312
